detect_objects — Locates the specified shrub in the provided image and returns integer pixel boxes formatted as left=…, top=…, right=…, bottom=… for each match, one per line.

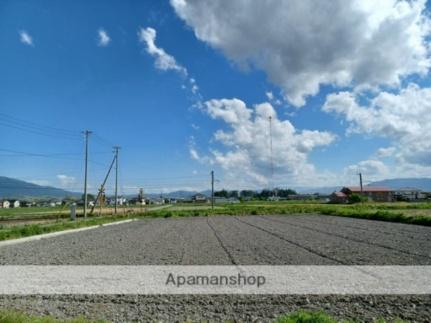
left=163, top=212, right=172, bottom=218
left=348, top=193, right=367, bottom=204
left=276, top=310, right=336, bottom=323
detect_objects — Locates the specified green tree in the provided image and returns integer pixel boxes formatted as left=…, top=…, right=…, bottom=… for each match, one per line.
left=348, top=193, right=367, bottom=204
left=214, top=189, right=228, bottom=198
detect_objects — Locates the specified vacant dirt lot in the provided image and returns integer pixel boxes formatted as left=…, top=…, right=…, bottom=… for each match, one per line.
left=0, top=215, right=430, bottom=321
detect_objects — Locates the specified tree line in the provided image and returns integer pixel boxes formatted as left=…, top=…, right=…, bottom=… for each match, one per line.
left=214, top=188, right=297, bottom=199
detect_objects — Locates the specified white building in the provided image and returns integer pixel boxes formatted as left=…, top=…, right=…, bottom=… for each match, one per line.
left=1, top=200, right=10, bottom=208
left=9, top=200, right=20, bottom=208
left=394, top=187, right=426, bottom=201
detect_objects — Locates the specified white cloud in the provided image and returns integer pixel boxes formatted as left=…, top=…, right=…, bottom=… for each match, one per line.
left=191, top=123, right=200, bottom=130
left=193, top=98, right=335, bottom=188
left=171, top=0, right=431, bottom=107
left=188, top=136, right=201, bottom=161
left=98, top=29, right=111, bottom=47
left=376, top=147, right=396, bottom=158
left=138, top=27, right=188, bottom=76
left=19, top=30, right=33, bottom=46
left=265, top=91, right=274, bottom=101
left=56, top=174, right=76, bottom=188
left=138, top=26, right=202, bottom=100
left=323, top=84, right=431, bottom=166
left=188, top=77, right=199, bottom=94
left=344, top=159, right=390, bottom=181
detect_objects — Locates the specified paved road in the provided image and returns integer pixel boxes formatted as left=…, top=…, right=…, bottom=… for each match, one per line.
left=0, top=215, right=430, bottom=321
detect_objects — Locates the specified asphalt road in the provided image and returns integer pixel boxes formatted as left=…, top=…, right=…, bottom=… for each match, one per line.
left=0, top=215, right=430, bottom=321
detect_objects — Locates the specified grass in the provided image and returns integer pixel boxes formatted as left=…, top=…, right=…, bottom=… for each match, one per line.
left=142, top=202, right=431, bottom=226
left=0, top=310, right=104, bottom=323
left=0, top=214, right=131, bottom=241
left=275, top=310, right=406, bottom=323
left=276, top=311, right=337, bottom=323
left=0, top=309, right=405, bottom=323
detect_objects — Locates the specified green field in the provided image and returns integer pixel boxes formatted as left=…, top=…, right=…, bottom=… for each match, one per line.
left=0, top=309, right=404, bottom=323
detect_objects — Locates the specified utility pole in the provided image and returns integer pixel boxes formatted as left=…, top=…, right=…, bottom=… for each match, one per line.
left=211, top=170, right=214, bottom=210
left=113, top=146, right=120, bottom=214
left=90, top=153, right=116, bottom=215
left=83, top=130, right=92, bottom=218
left=359, top=172, right=363, bottom=193
left=269, top=116, right=276, bottom=197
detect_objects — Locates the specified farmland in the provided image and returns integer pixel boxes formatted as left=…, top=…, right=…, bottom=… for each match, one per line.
left=1, top=201, right=431, bottom=241
left=0, top=215, right=430, bottom=321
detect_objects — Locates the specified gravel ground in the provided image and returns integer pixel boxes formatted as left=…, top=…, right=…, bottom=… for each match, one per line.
left=0, top=214, right=430, bottom=321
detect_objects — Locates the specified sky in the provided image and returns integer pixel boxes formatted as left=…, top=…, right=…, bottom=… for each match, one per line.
left=1, top=0, right=431, bottom=194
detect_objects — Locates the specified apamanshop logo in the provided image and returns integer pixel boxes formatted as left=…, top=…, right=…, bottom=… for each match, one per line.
left=166, top=272, right=266, bottom=288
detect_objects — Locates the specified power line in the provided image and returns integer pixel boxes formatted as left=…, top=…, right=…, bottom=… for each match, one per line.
left=0, top=113, right=81, bottom=140
left=0, top=148, right=83, bottom=161
left=120, top=175, right=208, bottom=182
left=0, top=112, right=78, bottom=135
left=93, top=134, right=116, bottom=148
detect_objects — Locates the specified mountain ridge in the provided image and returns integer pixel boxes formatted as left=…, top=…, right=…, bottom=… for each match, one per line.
left=1, top=176, right=431, bottom=199
left=0, top=176, right=80, bottom=199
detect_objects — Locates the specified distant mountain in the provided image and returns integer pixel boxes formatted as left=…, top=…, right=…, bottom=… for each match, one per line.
left=146, top=190, right=212, bottom=199
left=368, top=178, right=431, bottom=191
left=294, top=186, right=342, bottom=194
left=0, top=176, right=80, bottom=199
left=294, top=178, right=431, bottom=194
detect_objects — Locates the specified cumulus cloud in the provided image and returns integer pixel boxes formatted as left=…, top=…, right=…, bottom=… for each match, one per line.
left=56, top=174, right=76, bottom=188
left=19, top=30, right=33, bottom=46
left=193, top=98, right=335, bottom=188
left=190, top=78, right=199, bottom=94
left=323, top=84, right=431, bottom=166
left=344, top=159, right=390, bottom=181
left=171, top=0, right=431, bottom=107
left=376, top=147, right=396, bottom=158
left=97, top=29, right=111, bottom=47
left=138, top=27, right=188, bottom=76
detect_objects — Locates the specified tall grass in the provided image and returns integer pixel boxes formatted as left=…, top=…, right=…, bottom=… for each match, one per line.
left=0, top=214, right=130, bottom=241
left=275, top=310, right=405, bottom=323
left=0, top=310, right=104, bottom=323
left=142, top=202, right=431, bottom=226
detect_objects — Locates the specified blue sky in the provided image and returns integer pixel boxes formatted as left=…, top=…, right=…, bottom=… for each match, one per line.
left=1, top=0, right=431, bottom=194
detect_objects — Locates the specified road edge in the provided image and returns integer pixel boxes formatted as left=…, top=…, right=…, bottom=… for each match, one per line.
left=0, top=218, right=138, bottom=248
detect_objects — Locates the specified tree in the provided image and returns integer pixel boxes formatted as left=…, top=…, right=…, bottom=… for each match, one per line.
left=240, top=190, right=255, bottom=198
left=277, top=188, right=297, bottom=198
left=214, top=189, right=228, bottom=198
left=81, top=193, right=95, bottom=201
left=348, top=193, right=367, bottom=204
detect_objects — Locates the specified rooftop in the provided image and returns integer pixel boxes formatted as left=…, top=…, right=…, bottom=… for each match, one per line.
left=344, top=186, right=392, bottom=192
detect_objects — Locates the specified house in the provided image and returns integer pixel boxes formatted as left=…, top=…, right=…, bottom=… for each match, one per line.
left=128, top=197, right=144, bottom=205
left=8, top=200, right=20, bottom=208
left=20, top=200, right=35, bottom=207
left=148, top=198, right=165, bottom=205
left=341, top=186, right=393, bottom=202
left=394, top=187, right=427, bottom=201
left=1, top=200, right=10, bottom=208
left=191, top=194, right=208, bottom=203
left=329, top=191, right=348, bottom=204
left=214, top=197, right=240, bottom=204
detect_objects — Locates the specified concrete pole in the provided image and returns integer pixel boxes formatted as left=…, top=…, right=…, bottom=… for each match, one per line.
left=211, top=170, right=214, bottom=210
left=114, top=146, right=120, bottom=214
left=83, top=130, right=92, bottom=218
